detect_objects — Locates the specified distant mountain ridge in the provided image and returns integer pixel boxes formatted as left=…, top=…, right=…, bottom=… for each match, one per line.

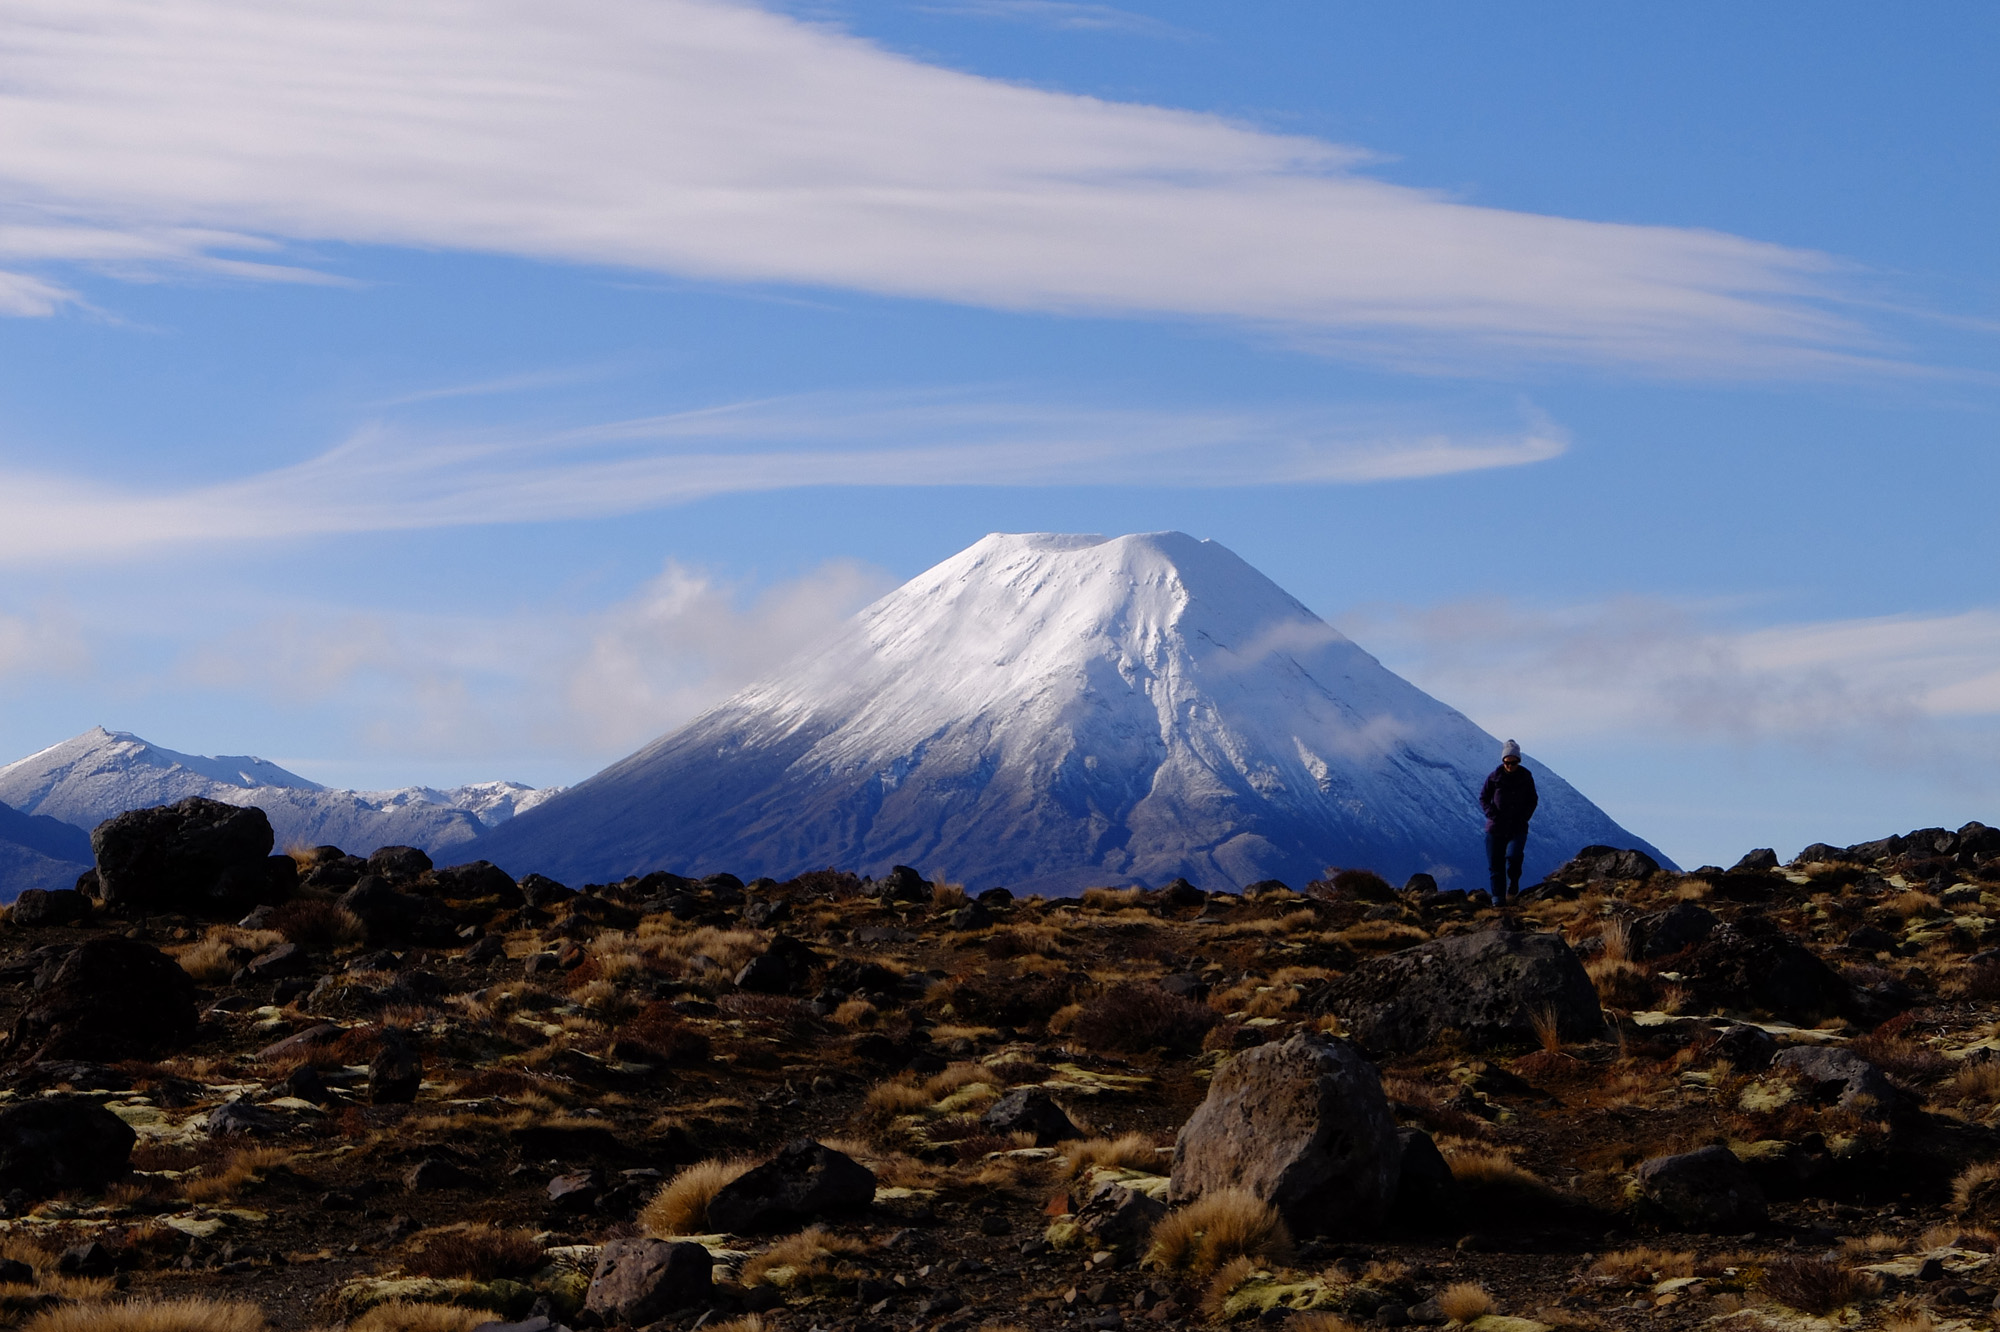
left=479, top=531, right=1670, bottom=893
left=0, top=728, right=560, bottom=899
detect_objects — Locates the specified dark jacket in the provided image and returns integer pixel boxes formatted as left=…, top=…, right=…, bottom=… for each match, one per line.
left=1479, top=763, right=1538, bottom=833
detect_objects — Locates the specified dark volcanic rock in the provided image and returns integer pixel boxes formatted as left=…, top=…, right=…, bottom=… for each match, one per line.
left=1730, top=848, right=1780, bottom=872
left=88, top=797, right=277, bottom=915
left=706, top=1138, right=875, bottom=1232
left=428, top=860, right=522, bottom=906
left=1072, top=1178, right=1167, bottom=1252
left=1678, top=922, right=1854, bottom=1024
left=877, top=865, right=931, bottom=904
left=6, top=936, right=197, bottom=1062
left=1387, top=1127, right=1461, bottom=1231
left=1170, top=1032, right=1400, bottom=1237
left=0, top=1098, right=135, bottom=1199
left=1772, top=1046, right=1904, bottom=1114
left=982, top=1088, right=1082, bottom=1146
left=518, top=874, right=575, bottom=910
left=1551, top=845, right=1661, bottom=883
left=1314, top=929, right=1603, bottom=1054
left=1636, top=1144, right=1767, bottom=1231
left=733, top=936, right=818, bottom=995
left=1633, top=902, right=1719, bottom=959
left=8, top=889, right=89, bottom=928
left=367, top=846, right=433, bottom=881
left=1709, top=1024, right=1777, bottom=1071
left=369, top=1035, right=424, bottom=1105
left=584, top=1238, right=713, bottom=1323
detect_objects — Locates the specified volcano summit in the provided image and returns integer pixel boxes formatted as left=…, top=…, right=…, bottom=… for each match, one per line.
left=483, top=532, right=1665, bottom=892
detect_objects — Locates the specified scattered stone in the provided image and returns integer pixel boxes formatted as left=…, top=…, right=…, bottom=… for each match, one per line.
left=1633, top=902, right=1719, bottom=959
left=1170, top=1032, right=1400, bottom=1237
left=1731, top=849, right=1780, bottom=872
left=983, top=1088, right=1082, bottom=1145
left=741, top=898, right=790, bottom=928
left=1073, top=1178, right=1168, bottom=1252
left=428, top=860, right=523, bottom=905
left=733, top=936, right=818, bottom=995
left=367, top=845, right=433, bottom=880
left=877, top=865, right=932, bottom=904
left=1636, top=1144, right=1767, bottom=1230
left=583, top=1238, right=713, bottom=1323
left=238, top=941, right=308, bottom=981
left=0, top=1258, right=32, bottom=1284
left=949, top=901, right=994, bottom=930
left=56, top=1242, right=113, bottom=1277
left=6, top=935, right=197, bottom=1062
left=369, top=1034, right=424, bottom=1105
left=1313, top=929, right=1603, bottom=1054
left=0, top=1098, right=135, bottom=1199
left=546, top=1170, right=602, bottom=1212
left=706, top=1138, right=876, bottom=1232
left=1772, top=1046, right=1904, bottom=1114
left=404, top=1157, right=475, bottom=1191
left=1551, top=846, right=1662, bottom=883
left=1388, top=1127, right=1460, bottom=1230
left=1678, top=922, right=1855, bottom=1025
left=7, top=889, right=88, bottom=928
left=88, top=797, right=278, bottom=916
left=1710, top=1024, right=1778, bottom=1071
left=206, top=1099, right=284, bottom=1136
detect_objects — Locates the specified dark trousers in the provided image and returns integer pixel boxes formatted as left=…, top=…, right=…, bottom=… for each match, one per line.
left=1485, top=825, right=1527, bottom=898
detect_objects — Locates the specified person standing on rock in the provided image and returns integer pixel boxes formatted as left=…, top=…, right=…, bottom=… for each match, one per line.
left=1479, top=739, right=1538, bottom=903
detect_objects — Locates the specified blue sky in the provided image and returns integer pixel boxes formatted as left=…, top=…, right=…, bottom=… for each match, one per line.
left=0, top=0, right=1994, bottom=869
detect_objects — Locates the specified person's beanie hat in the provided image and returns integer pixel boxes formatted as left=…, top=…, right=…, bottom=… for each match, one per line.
left=1501, top=739, right=1521, bottom=760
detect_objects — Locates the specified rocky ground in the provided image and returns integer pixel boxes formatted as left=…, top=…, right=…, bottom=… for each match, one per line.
left=1, top=805, right=2000, bottom=1332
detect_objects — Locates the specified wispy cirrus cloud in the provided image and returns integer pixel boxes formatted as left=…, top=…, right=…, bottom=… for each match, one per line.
left=913, top=1, right=1186, bottom=37
left=0, top=393, right=1568, bottom=563
left=0, top=0, right=1883, bottom=373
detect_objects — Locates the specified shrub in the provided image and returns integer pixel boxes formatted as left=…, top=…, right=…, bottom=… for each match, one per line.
left=1143, top=1189, right=1291, bottom=1276
left=402, top=1223, right=545, bottom=1280
left=1435, top=1282, right=1495, bottom=1322
left=610, top=1002, right=712, bottom=1063
left=270, top=898, right=366, bottom=952
left=643, top=1158, right=752, bottom=1235
left=1760, top=1255, right=1880, bottom=1314
left=1070, top=982, right=1218, bottom=1055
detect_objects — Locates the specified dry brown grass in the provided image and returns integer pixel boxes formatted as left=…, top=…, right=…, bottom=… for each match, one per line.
left=1437, top=1282, right=1495, bottom=1323
left=1954, top=1161, right=2000, bottom=1221
left=831, top=999, right=879, bottom=1027
left=180, top=1146, right=295, bottom=1203
left=642, top=1157, right=752, bottom=1235
left=170, top=927, right=287, bottom=983
left=738, top=1226, right=870, bottom=1287
left=1143, top=1189, right=1291, bottom=1276
left=1598, top=917, right=1632, bottom=962
left=1061, top=1133, right=1163, bottom=1180
left=696, top=1318, right=767, bottom=1332
left=932, top=881, right=969, bottom=909
left=1585, top=957, right=1654, bottom=1009
left=635, top=925, right=766, bottom=985
left=1529, top=1004, right=1564, bottom=1054
left=1080, top=887, right=1145, bottom=911
left=1945, top=1061, right=2000, bottom=1105
left=1759, top=1255, right=1881, bottom=1314
left=1589, top=1247, right=1694, bottom=1283
left=270, top=898, right=367, bottom=952
left=1289, top=1319, right=1367, bottom=1332
left=23, top=1302, right=267, bottom=1332
left=347, top=1304, right=489, bottom=1332
left=401, top=1224, right=544, bottom=1280
left=1199, top=1254, right=1257, bottom=1321
left=1884, top=1309, right=1936, bottom=1332
left=1889, top=890, right=1943, bottom=919
left=1441, top=1143, right=1550, bottom=1195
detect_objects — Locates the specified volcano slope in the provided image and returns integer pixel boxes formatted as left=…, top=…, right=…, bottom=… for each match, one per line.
left=1, top=826, right=1999, bottom=1332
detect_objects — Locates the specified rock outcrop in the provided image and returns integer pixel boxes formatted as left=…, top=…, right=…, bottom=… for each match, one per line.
left=1636, top=1144, right=1767, bottom=1231
left=6, top=935, right=198, bottom=1062
left=1313, top=930, right=1603, bottom=1054
left=0, top=1098, right=135, bottom=1199
left=706, top=1139, right=875, bottom=1233
left=1170, top=1033, right=1400, bottom=1237
left=89, top=796, right=279, bottom=915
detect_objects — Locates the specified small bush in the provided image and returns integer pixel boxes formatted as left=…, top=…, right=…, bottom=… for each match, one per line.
left=1070, top=982, right=1218, bottom=1055
left=610, top=1001, right=712, bottom=1063
left=1760, top=1255, right=1880, bottom=1314
left=270, top=898, right=366, bottom=952
left=1143, top=1189, right=1291, bottom=1276
left=402, top=1223, right=545, bottom=1280
left=1436, top=1282, right=1495, bottom=1322
left=643, top=1158, right=751, bottom=1235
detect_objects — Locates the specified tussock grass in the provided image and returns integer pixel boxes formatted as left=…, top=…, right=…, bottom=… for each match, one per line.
left=347, top=1304, right=488, bottom=1332
left=932, top=881, right=969, bottom=909
left=23, top=1302, right=267, bottom=1332
left=643, top=1158, right=752, bottom=1235
left=1080, top=887, right=1145, bottom=911
left=1585, top=957, right=1653, bottom=1010
left=738, top=1226, right=870, bottom=1287
left=1143, top=1189, right=1291, bottom=1276
left=1945, top=1061, right=2000, bottom=1104
left=402, top=1224, right=544, bottom=1280
left=695, top=1319, right=766, bottom=1332
left=1955, top=1161, right=2000, bottom=1221
left=171, top=927, right=287, bottom=983
left=180, top=1146, right=295, bottom=1203
left=1884, top=1310, right=1936, bottom=1332
left=270, top=899, right=366, bottom=952
left=1288, top=1319, right=1367, bottom=1332
left=1437, top=1282, right=1495, bottom=1322
left=1060, top=1133, right=1163, bottom=1180
left=1589, top=1247, right=1694, bottom=1282
left=1199, top=1255, right=1257, bottom=1321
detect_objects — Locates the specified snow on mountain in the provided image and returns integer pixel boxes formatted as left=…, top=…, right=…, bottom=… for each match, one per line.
left=0, top=728, right=559, bottom=869
left=479, top=531, right=1670, bottom=893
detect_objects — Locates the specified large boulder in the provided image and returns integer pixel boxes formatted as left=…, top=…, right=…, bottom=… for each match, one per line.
left=1772, top=1046, right=1905, bottom=1115
left=1551, top=846, right=1661, bottom=884
left=1169, top=1032, right=1400, bottom=1237
left=427, top=861, right=522, bottom=906
left=1313, top=930, right=1603, bottom=1054
left=1633, top=903, right=1719, bottom=960
left=1072, top=1178, right=1168, bottom=1253
left=89, top=797, right=277, bottom=915
left=6, top=936, right=198, bottom=1063
left=583, top=1238, right=713, bottom=1323
left=1635, top=1144, right=1766, bottom=1231
left=1387, top=1127, right=1461, bottom=1232
left=0, top=1098, right=135, bottom=1199
left=706, top=1139, right=875, bottom=1233
left=1676, top=920, right=1853, bottom=1024
left=8, top=889, right=90, bottom=928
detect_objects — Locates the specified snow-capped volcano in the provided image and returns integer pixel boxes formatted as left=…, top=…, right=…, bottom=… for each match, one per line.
left=481, top=531, right=1666, bottom=893
left=0, top=727, right=559, bottom=862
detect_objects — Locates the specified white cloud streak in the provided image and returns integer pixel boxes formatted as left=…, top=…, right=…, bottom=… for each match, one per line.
left=0, top=0, right=1874, bottom=372
left=180, top=558, right=896, bottom=764
left=0, top=394, right=1567, bottom=563
left=1344, top=597, right=2000, bottom=770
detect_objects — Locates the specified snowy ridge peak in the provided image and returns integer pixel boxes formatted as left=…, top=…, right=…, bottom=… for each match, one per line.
left=481, top=531, right=1670, bottom=894
left=0, top=727, right=559, bottom=866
